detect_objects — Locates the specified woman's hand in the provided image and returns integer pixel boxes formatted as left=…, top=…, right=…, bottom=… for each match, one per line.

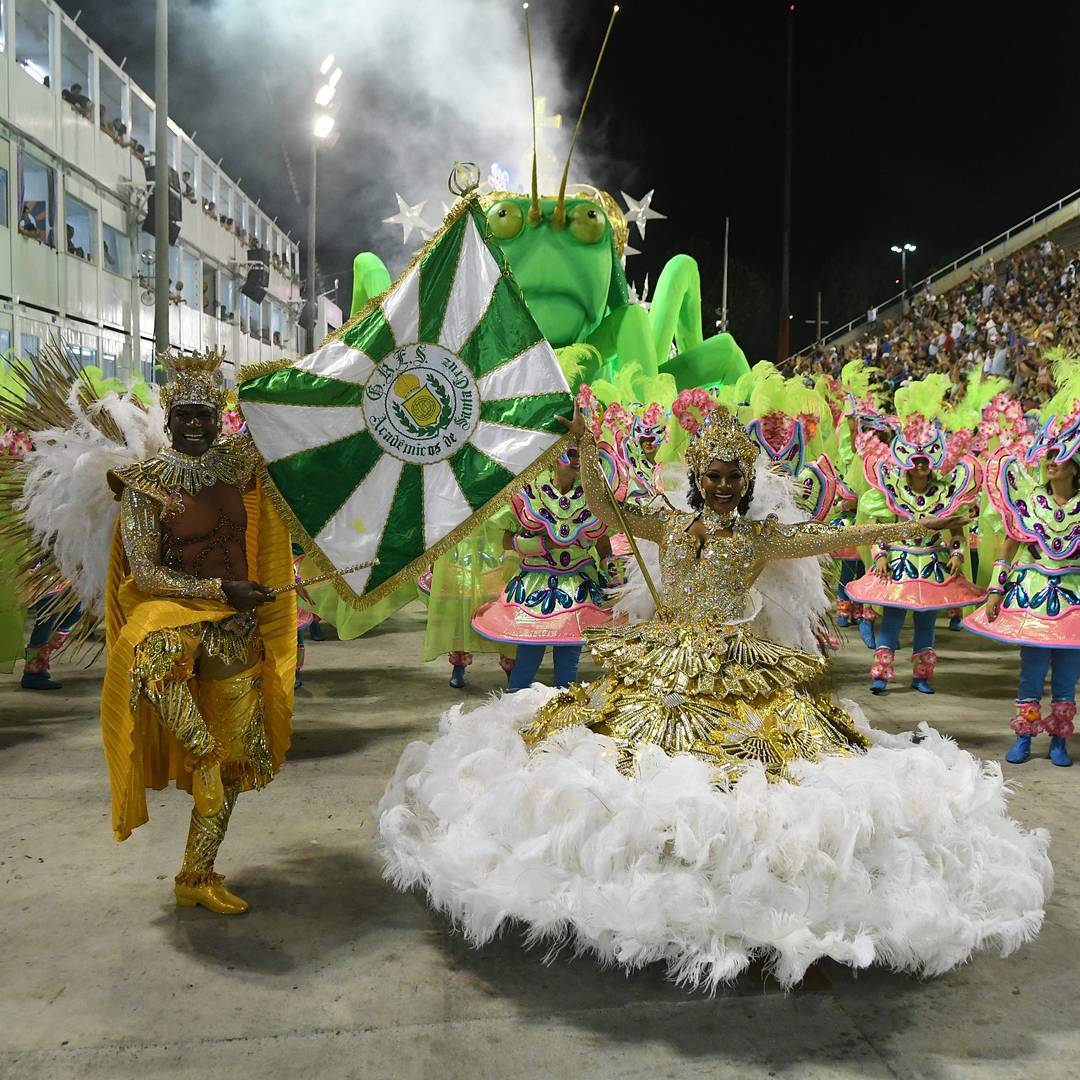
left=556, top=402, right=587, bottom=440
left=872, top=554, right=890, bottom=578
left=918, top=512, right=973, bottom=533
left=984, top=593, right=1004, bottom=623
left=222, top=580, right=276, bottom=611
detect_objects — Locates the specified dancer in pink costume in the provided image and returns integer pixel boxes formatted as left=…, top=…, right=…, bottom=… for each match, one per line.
left=846, top=376, right=983, bottom=695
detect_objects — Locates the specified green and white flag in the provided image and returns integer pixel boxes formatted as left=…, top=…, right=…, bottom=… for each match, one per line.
left=238, top=197, right=571, bottom=608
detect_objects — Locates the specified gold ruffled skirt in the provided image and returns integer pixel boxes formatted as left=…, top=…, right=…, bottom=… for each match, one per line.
left=521, top=616, right=869, bottom=782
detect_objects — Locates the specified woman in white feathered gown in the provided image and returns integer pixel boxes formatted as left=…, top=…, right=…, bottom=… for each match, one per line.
left=377, top=404, right=1051, bottom=991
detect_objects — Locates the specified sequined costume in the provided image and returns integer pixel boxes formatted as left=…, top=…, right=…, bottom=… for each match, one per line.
left=521, top=432, right=914, bottom=780
left=378, top=408, right=1050, bottom=990
left=471, top=469, right=611, bottom=657
left=965, top=395, right=1080, bottom=767
left=99, top=355, right=295, bottom=912
left=845, top=387, right=985, bottom=693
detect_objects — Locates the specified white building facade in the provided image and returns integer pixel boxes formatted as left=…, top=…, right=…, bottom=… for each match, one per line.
left=0, top=0, right=303, bottom=384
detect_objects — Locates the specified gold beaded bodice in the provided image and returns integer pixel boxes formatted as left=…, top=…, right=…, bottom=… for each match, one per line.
left=660, top=517, right=757, bottom=624
left=655, top=511, right=915, bottom=628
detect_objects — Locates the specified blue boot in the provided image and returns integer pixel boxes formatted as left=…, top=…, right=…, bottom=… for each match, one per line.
left=836, top=615, right=851, bottom=628
left=21, top=670, right=61, bottom=691
left=1005, top=734, right=1032, bottom=764
left=870, top=678, right=888, bottom=695
left=858, top=620, right=876, bottom=649
left=949, top=615, right=962, bottom=631
left=1049, top=737, right=1073, bottom=767
left=308, top=620, right=325, bottom=642
left=912, top=678, right=936, bottom=695
left=449, top=664, right=467, bottom=689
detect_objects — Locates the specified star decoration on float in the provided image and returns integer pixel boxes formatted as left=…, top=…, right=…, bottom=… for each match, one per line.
left=383, top=194, right=437, bottom=245
left=621, top=189, right=667, bottom=241
left=628, top=274, right=651, bottom=309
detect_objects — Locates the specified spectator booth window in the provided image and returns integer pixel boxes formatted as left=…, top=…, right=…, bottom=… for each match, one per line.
left=0, top=153, right=8, bottom=229
left=60, top=23, right=92, bottom=114
left=20, top=331, right=40, bottom=360
left=261, top=299, right=271, bottom=343
left=101, top=340, right=119, bottom=379
left=182, top=247, right=200, bottom=305
left=65, top=193, right=96, bottom=262
left=99, top=61, right=125, bottom=136
left=248, top=204, right=260, bottom=245
left=102, top=221, right=129, bottom=276
left=65, top=334, right=97, bottom=369
left=218, top=270, right=235, bottom=322
left=15, top=0, right=51, bottom=86
left=18, top=151, right=55, bottom=245
left=130, top=94, right=153, bottom=158
left=0, top=0, right=6, bottom=53
left=168, top=244, right=180, bottom=296
left=272, top=303, right=283, bottom=346
left=180, top=143, right=197, bottom=201
left=203, top=259, right=218, bottom=314
left=218, top=181, right=231, bottom=225
left=167, top=129, right=179, bottom=173
left=201, top=164, right=216, bottom=212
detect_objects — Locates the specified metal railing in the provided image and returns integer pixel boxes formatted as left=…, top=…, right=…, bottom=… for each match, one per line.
left=791, top=184, right=1080, bottom=359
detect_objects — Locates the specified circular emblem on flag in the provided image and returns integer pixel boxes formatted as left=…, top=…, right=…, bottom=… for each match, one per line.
left=362, top=342, right=480, bottom=463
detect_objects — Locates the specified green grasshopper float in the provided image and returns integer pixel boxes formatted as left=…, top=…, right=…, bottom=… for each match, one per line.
left=347, top=8, right=749, bottom=398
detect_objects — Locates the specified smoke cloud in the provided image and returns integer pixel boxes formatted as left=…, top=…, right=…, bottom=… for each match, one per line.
left=149, top=0, right=617, bottom=293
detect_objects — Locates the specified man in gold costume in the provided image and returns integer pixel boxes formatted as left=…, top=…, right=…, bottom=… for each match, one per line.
left=100, top=350, right=296, bottom=914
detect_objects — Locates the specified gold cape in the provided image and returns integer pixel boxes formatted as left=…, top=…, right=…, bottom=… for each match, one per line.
left=100, top=478, right=296, bottom=841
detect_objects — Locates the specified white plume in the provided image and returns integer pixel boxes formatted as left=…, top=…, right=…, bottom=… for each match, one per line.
left=16, top=388, right=166, bottom=617
left=610, top=454, right=832, bottom=651
left=378, top=687, right=1051, bottom=992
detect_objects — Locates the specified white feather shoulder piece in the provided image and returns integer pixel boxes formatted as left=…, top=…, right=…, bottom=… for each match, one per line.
left=16, top=385, right=166, bottom=617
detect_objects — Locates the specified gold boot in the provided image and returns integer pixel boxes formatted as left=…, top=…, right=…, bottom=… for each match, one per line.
left=175, top=786, right=244, bottom=913
left=192, top=762, right=225, bottom=816
left=175, top=875, right=249, bottom=914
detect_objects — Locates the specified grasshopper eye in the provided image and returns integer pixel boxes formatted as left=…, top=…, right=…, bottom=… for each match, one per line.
left=568, top=202, right=607, bottom=244
left=486, top=200, right=524, bottom=240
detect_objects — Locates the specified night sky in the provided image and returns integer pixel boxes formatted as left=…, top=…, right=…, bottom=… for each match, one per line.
left=62, top=0, right=1080, bottom=362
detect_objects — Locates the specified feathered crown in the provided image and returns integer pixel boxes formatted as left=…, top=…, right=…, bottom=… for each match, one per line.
left=1027, top=347, right=1080, bottom=463
left=159, top=348, right=228, bottom=415
left=685, top=406, right=759, bottom=477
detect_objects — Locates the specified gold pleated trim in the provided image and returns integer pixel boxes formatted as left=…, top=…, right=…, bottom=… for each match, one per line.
left=523, top=622, right=868, bottom=784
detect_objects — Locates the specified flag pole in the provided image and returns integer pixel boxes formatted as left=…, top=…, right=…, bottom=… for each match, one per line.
left=270, top=559, right=378, bottom=596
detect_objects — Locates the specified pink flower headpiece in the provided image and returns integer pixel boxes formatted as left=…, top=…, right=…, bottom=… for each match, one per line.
left=672, top=387, right=720, bottom=436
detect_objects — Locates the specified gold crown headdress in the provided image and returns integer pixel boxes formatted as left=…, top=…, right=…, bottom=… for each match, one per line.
left=159, top=348, right=228, bottom=415
left=685, top=407, right=760, bottom=478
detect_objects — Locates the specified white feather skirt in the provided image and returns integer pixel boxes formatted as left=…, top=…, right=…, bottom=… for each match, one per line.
left=377, top=686, right=1052, bottom=992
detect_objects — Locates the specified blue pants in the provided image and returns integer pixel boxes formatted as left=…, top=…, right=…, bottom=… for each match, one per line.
left=875, top=606, right=936, bottom=654
left=1017, top=646, right=1080, bottom=702
left=506, top=643, right=582, bottom=691
left=837, top=559, right=864, bottom=602
left=27, top=602, right=81, bottom=647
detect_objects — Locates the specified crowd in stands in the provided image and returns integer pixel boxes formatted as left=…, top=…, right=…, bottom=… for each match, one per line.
left=59, top=84, right=296, bottom=283
left=792, top=238, right=1080, bottom=411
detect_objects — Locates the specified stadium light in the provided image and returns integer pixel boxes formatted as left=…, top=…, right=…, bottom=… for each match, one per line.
left=313, top=114, right=335, bottom=139
left=891, top=242, right=917, bottom=293
left=315, top=84, right=335, bottom=107
left=320, top=53, right=335, bottom=75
